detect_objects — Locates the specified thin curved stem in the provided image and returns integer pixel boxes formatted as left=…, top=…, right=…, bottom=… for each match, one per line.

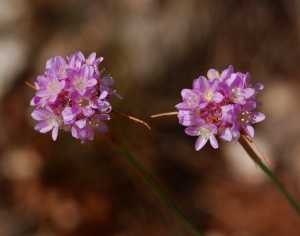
left=103, top=132, right=204, bottom=236
left=243, top=134, right=274, bottom=166
left=25, top=81, right=38, bottom=90
left=239, top=135, right=300, bottom=217
left=111, top=109, right=151, bottom=129
left=144, top=111, right=179, bottom=119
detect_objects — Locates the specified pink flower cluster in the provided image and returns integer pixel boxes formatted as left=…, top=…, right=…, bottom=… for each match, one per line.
left=30, top=51, right=121, bottom=143
left=176, top=66, right=265, bottom=151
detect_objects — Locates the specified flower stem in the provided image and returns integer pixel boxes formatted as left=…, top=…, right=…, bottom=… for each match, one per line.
left=239, top=135, right=300, bottom=217
left=104, top=132, right=204, bottom=236
left=144, top=111, right=179, bottom=119
left=111, top=109, right=151, bottom=129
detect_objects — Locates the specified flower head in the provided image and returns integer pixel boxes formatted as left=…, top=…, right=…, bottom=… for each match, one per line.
left=30, top=51, right=121, bottom=143
left=176, top=65, right=265, bottom=150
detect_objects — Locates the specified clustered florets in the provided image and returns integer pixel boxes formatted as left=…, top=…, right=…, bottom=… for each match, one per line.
left=30, top=51, right=121, bottom=143
left=176, top=65, right=265, bottom=151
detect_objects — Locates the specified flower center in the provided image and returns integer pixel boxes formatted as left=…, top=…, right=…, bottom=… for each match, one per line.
left=79, top=98, right=90, bottom=107
left=48, top=119, right=57, bottom=127
left=207, top=71, right=220, bottom=79
left=238, top=111, right=251, bottom=123
left=197, top=126, right=213, bottom=139
left=74, top=76, right=86, bottom=90
left=194, top=103, right=227, bottom=134
left=58, top=65, right=68, bottom=77
left=230, top=88, right=242, bottom=102
left=187, top=93, right=199, bottom=107
left=204, top=90, right=213, bottom=101
left=88, top=117, right=101, bottom=128
left=47, top=80, right=60, bottom=93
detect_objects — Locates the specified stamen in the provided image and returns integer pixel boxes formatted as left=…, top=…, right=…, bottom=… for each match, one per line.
left=204, top=90, right=213, bottom=101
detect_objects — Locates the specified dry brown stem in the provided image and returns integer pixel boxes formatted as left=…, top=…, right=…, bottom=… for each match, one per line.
left=111, top=109, right=151, bottom=130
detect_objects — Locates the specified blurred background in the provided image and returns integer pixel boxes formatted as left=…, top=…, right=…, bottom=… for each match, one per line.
left=0, top=0, right=300, bottom=235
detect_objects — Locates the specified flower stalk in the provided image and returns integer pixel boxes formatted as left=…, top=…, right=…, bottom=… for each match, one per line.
left=111, top=109, right=150, bottom=129
left=239, top=135, right=300, bottom=217
left=103, top=132, right=204, bottom=236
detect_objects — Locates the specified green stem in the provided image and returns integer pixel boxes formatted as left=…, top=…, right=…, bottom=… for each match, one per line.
left=239, top=136, right=300, bottom=216
left=104, top=133, right=204, bottom=236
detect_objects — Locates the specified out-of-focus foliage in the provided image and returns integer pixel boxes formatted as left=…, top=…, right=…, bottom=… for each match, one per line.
left=0, top=0, right=300, bottom=235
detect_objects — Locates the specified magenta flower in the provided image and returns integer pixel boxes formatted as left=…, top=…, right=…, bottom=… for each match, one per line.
left=220, top=73, right=255, bottom=105
left=185, top=117, right=218, bottom=150
left=100, top=76, right=123, bottom=99
left=62, top=87, right=111, bottom=122
left=71, top=114, right=110, bottom=143
left=243, top=72, right=264, bottom=106
left=176, top=65, right=265, bottom=151
left=178, top=110, right=195, bottom=126
left=32, top=69, right=65, bottom=105
left=65, top=64, right=98, bottom=95
left=223, top=102, right=265, bottom=142
left=46, top=56, right=69, bottom=79
left=73, top=51, right=103, bottom=67
left=62, top=87, right=97, bottom=121
left=192, top=76, right=223, bottom=108
left=31, top=106, right=61, bottom=141
left=207, top=65, right=233, bottom=82
left=30, top=51, right=121, bottom=142
left=68, top=51, right=103, bottom=79
left=175, top=89, right=200, bottom=111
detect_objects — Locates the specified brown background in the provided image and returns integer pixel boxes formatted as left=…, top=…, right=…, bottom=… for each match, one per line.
left=0, top=0, right=300, bottom=235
